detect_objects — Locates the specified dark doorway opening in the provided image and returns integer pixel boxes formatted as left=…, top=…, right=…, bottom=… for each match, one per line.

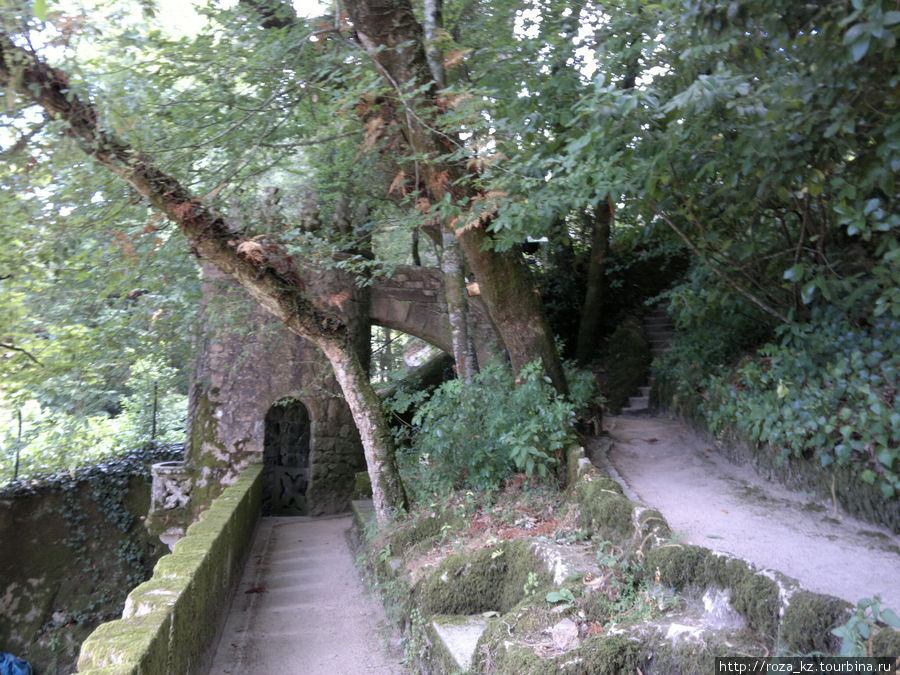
left=262, top=399, right=311, bottom=516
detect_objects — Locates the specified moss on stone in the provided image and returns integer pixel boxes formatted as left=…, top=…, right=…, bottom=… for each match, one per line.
left=644, top=545, right=780, bottom=638
left=710, top=557, right=780, bottom=637
left=574, top=634, right=646, bottom=673
left=581, top=590, right=618, bottom=623
left=77, top=464, right=262, bottom=674
left=417, top=539, right=550, bottom=616
left=645, top=545, right=709, bottom=589
left=76, top=611, right=170, bottom=673
left=872, top=626, right=900, bottom=657
left=780, top=591, right=850, bottom=654
left=574, top=476, right=634, bottom=542
left=637, top=509, right=671, bottom=541
left=378, top=504, right=466, bottom=560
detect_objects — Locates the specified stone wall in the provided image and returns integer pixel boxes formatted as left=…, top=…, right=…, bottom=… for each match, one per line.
left=0, top=451, right=172, bottom=674
left=172, top=263, right=366, bottom=524
left=77, top=464, right=263, bottom=674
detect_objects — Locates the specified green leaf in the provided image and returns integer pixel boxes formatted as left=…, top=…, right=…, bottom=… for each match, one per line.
left=851, top=38, right=870, bottom=62
left=880, top=608, right=900, bottom=628
left=33, top=0, right=47, bottom=21
left=783, top=264, right=805, bottom=281
left=546, top=588, right=575, bottom=604
left=801, top=281, right=818, bottom=304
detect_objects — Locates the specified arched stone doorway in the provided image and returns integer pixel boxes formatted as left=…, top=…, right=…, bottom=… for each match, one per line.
left=262, top=399, right=311, bottom=516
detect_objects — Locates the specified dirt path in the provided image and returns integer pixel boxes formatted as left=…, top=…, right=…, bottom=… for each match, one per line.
left=208, top=515, right=406, bottom=675
left=601, top=415, right=900, bottom=611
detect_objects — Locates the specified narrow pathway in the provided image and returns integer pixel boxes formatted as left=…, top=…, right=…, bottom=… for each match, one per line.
left=600, top=415, right=900, bottom=611
left=209, top=515, right=405, bottom=675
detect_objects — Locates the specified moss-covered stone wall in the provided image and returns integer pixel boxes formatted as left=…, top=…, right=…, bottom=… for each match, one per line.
left=76, top=463, right=262, bottom=674
left=178, top=263, right=366, bottom=523
left=353, top=446, right=899, bottom=673
left=0, top=450, right=177, bottom=674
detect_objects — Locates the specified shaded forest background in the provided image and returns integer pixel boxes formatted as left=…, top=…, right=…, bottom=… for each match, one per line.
left=1, top=0, right=898, bottom=508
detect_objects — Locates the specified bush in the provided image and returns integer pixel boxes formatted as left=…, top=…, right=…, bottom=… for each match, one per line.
left=392, top=360, right=594, bottom=499
left=653, top=268, right=776, bottom=417
left=705, top=312, right=900, bottom=498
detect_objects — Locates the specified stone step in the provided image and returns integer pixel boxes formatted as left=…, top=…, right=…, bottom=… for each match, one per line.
left=627, top=395, right=649, bottom=409
left=619, top=405, right=651, bottom=416
left=428, top=615, right=489, bottom=672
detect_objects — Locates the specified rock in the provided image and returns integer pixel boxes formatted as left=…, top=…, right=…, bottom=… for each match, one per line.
left=665, top=623, right=703, bottom=643
left=551, top=617, right=580, bottom=651
left=702, top=588, right=746, bottom=630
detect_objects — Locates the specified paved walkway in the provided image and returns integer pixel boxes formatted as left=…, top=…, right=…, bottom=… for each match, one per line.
left=602, top=415, right=900, bottom=611
left=208, top=515, right=405, bottom=675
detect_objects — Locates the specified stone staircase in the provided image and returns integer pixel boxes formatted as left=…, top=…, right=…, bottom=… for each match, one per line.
left=619, top=306, right=674, bottom=415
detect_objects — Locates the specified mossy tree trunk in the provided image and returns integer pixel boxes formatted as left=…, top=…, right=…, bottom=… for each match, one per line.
left=0, top=34, right=407, bottom=524
left=318, top=338, right=407, bottom=518
left=575, top=201, right=613, bottom=364
left=343, top=0, right=568, bottom=395
left=441, top=230, right=478, bottom=381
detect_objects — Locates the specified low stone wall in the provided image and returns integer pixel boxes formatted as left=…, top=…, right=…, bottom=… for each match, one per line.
left=354, top=447, right=900, bottom=673
left=0, top=449, right=178, bottom=674
left=76, top=463, right=262, bottom=674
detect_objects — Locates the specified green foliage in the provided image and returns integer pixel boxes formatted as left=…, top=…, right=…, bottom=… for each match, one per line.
left=1, top=355, right=187, bottom=485
left=704, top=312, right=900, bottom=498
left=545, top=587, right=576, bottom=610
left=832, top=596, right=900, bottom=657
left=654, top=266, right=777, bottom=416
left=393, top=361, right=594, bottom=499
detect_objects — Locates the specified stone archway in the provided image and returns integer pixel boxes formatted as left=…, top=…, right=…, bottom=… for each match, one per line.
left=262, top=399, right=311, bottom=516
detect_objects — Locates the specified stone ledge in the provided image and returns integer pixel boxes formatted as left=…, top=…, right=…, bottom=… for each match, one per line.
left=76, top=464, right=263, bottom=674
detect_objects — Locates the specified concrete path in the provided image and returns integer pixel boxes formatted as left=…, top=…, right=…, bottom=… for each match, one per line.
left=602, top=415, right=900, bottom=611
left=208, top=515, right=406, bottom=675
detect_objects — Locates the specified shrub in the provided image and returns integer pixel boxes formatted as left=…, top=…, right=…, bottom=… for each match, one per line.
left=704, top=311, right=900, bottom=497
left=393, top=360, right=593, bottom=499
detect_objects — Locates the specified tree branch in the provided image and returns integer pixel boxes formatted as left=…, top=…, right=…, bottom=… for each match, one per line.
left=259, top=130, right=363, bottom=148
left=655, top=209, right=793, bottom=325
left=0, top=342, right=42, bottom=365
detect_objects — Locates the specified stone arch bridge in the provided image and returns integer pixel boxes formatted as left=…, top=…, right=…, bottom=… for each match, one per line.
left=149, top=263, right=500, bottom=539
left=368, top=264, right=499, bottom=367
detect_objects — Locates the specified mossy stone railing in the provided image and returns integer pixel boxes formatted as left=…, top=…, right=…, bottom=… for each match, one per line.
left=76, top=463, right=262, bottom=674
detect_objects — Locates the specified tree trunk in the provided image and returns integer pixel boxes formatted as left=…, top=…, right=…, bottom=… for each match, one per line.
left=456, top=227, right=566, bottom=392
left=423, top=0, right=476, bottom=382
left=424, top=0, right=445, bottom=87
left=575, top=201, right=612, bottom=364
left=343, top=0, right=568, bottom=394
left=318, top=337, right=408, bottom=518
left=0, top=34, right=407, bottom=523
left=441, top=229, right=477, bottom=381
